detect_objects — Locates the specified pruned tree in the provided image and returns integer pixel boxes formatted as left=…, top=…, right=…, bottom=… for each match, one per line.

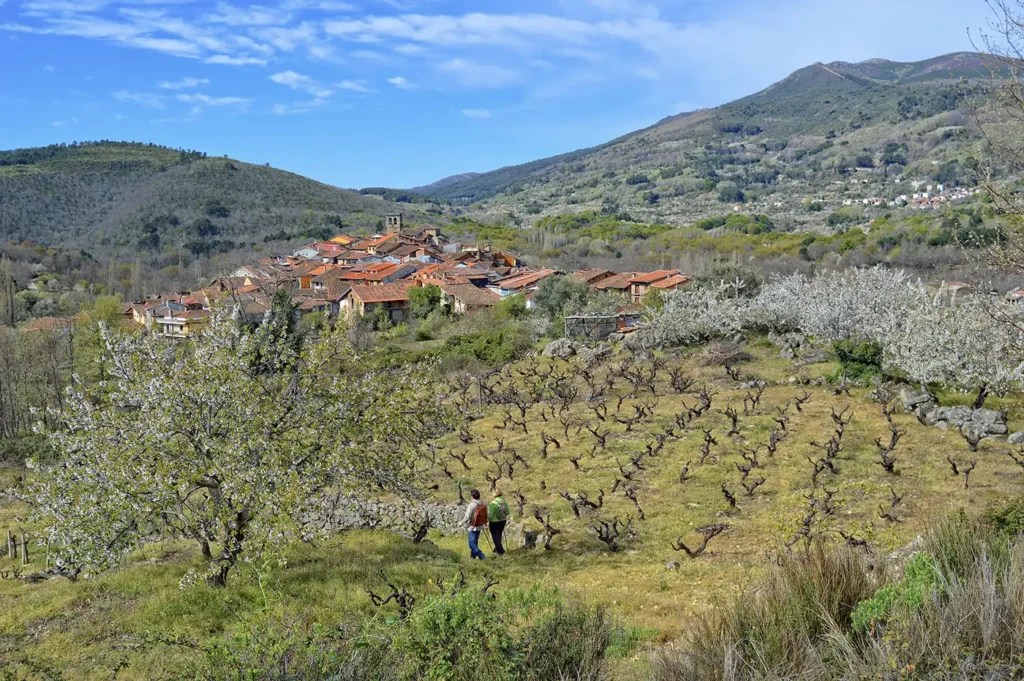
left=366, top=569, right=417, bottom=619
left=671, top=524, right=729, bottom=558
left=589, top=516, right=634, bottom=552
left=875, top=404, right=906, bottom=474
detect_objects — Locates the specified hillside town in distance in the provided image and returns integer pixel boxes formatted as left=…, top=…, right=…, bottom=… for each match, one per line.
left=124, top=213, right=692, bottom=338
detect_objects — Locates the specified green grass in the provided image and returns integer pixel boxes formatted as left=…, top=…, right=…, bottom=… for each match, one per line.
left=2, top=344, right=1023, bottom=678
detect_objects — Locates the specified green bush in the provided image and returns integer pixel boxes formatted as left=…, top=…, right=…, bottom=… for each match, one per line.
left=393, top=587, right=609, bottom=681
left=183, top=587, right=610, bottom=681
left=832, top=339, right=883, bottom=380
left=984, top=497, right=1024, bottom=537
left=851, top=553, right=939, bottom=634
left=439, top=328, right=531, bottom=366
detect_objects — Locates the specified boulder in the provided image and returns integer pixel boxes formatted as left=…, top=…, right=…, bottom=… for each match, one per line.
left=665, top=561, right=681, bottom=571
left=607, top=332, right=625, bottom=343
left=926, top=406, right=973, bottom=429
left=1009, top=432, right=1024, bottom=445
left=578, top=342, right=612, bottom=366
left=542, top=338, right=576, bottom=359
left=898, top=387, right=936, bottom=415
left=732, top=334, right=747, bottom=345
left=972, top=409, right=1006, bottom=427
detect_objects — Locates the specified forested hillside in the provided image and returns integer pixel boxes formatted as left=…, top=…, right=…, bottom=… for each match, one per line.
left=412, top=53, right=997, bottom=228
left=0, top=142, right=444, bottom=255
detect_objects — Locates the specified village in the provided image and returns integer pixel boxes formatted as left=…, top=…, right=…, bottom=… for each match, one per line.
left=126, top=213, right=692, bottom=338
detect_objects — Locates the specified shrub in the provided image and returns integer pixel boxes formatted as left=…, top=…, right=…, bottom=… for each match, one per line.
left=851, top=552, right=940, bottom=634
left=185, top=587, right=611, bottom=681
left=393, top=586, right=609, bottom=681
left=439, top=328, right=531, bottom=366
left=984, top=497, right=1024, bottom=537
left=832, top=338, right=883, bottom=380
left=652, top=543, right=877, bottom=681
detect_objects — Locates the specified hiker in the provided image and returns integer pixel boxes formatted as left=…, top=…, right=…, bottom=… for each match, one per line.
left=463, top=488, right=487, bottom=560
left=488, top=490, right=510, bottom=556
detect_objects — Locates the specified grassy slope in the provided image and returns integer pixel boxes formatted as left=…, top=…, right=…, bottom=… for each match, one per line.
left=0, top=142, right=439, bottom=250
left=1, top=343, right=1022, bottom=678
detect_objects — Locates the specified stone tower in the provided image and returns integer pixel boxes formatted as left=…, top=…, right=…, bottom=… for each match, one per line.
left=385, top=213, right=403, bottom=234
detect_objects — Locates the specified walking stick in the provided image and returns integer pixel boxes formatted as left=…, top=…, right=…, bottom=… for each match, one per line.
left=482, top=526, right=495, bottom=552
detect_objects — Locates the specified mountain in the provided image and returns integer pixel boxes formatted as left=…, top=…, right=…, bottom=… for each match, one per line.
left=0, top=142, right=438, bottom=255
left=412, top=52, right=995, bottom=228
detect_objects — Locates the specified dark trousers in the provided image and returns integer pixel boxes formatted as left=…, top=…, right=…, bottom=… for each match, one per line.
left=489, top=520, right=506, bottom=555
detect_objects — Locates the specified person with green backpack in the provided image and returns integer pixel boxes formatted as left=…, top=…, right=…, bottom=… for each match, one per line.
left=488, top=490, right=510, bottom=556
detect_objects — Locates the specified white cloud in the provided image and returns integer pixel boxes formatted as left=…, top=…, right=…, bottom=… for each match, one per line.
left=387, top=76, right=415, bottom=89
left=205, top=54, right=267, bottom=65
left=51, top=117, right=79, bottom=127
left=393, top=43, right=424, bottom=55
left=252, top=22, right=317, bottom=51
left=437, top=58, right=519, bottom=88
left=113, top=90, right=167, bottom=108
left=307, top=44, right=336, bottom=61
left=271, top=96, right=329, bottom=115
left=158, top=77, right=210, bottom=90
left=270, top=69, right=333, bottom=97
left=206, top=4, right=291, bottom=27
left=42, top=64, right=55, bottom=71
left=176, top=93, right=252, bottom=107
left=461, top=108, right=491, bottom=118
left=336, top=79, right=375, bottom=93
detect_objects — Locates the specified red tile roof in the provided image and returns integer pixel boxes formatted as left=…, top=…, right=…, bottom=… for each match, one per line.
left=593, top=272, right=638, bottom=290
left=571, top=269, right=616, bottom=285
left=650, top=274, right=691, bottom=290
left=629, top=269, right=680, bottom=284
left=497, top=269, right=558, bottom=291
left=442, top=283, right=500, bottom=307
left=345, top=281, right=418, bottom=304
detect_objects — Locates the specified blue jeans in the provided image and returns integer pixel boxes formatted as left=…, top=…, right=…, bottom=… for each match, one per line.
left=468, top=529, right=485, bottom=559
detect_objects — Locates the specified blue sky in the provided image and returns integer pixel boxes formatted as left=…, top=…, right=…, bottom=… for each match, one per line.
left=0, top=0, right=989, bottom=189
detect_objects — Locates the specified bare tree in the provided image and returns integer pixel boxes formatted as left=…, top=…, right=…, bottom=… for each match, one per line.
left=671, top=524, right=729, bottom=558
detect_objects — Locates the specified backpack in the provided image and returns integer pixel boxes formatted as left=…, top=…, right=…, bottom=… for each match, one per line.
left=472, top=502, right=488, bottom=527
left=489, top=498, right=509, bottom=523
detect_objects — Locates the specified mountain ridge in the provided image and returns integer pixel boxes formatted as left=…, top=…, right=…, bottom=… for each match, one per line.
left=401, top=51, right=994, bottom=228
left=409, top=52, right=989, bottom=208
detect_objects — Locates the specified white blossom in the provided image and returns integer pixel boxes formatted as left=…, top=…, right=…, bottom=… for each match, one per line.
left=10, top=309, right=454, bottom=586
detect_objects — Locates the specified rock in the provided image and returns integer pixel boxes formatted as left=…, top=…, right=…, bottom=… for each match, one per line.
left=986, top=423, right=1009, bottom=436
left=898, top=387, right=936, bottom=415
left=928, top=406, right=973, bottom=429
left=665, top=561, right=681, bottom=571
left=971, top=409, right=1006, bottom=427
left=780, top=348, right=795, bottom=360
left=732, top=334, right=747, bottom=345
left=522, top=530, right=539, bottom=550
left=607, top=332, right=625, bottom=343
left=1009, top=432, right=1024, bottom=445
left=577, top=342, right=612, bottom=366
left=788, top=376, right=798, bottom=384
left=542, top=338, right=575, bottom=359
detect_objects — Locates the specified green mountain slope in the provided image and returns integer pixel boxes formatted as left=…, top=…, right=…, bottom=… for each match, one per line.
left=414, top=52, right=995, bottom=228
left=0, top=142, right=435, bottom=253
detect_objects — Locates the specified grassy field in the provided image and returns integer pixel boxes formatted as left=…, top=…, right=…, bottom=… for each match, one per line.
left=1, top=342, right=1022, bottom=678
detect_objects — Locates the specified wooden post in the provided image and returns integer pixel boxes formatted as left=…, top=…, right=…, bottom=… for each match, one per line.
left=6, top=529, right=13, bottom=560
left=20, top=534, right=28, bottom=566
